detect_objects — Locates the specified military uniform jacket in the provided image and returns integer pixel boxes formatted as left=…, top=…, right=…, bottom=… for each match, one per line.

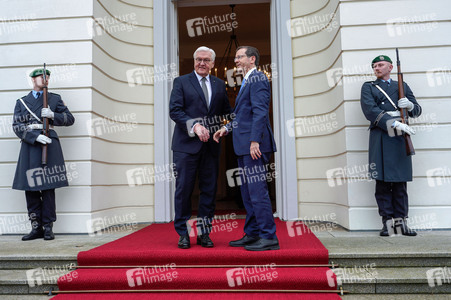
left=360, top=79, right=422, bottom=182
left=12, top=92, right=75, bottom=191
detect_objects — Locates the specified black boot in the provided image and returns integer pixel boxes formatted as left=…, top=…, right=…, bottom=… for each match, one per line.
left=399, top=218, right=417, bottom=236
left=43, top=223, right=55, bottom=240
left=22, top=220, right=44, bottom=241
left=380, top=217, right=389, bottom=236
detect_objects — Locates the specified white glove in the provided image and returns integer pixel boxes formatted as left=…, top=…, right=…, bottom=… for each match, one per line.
left=36, top=134, right=52, bottom=144
left=398, top=97, right=414, bottom=111
left=386, top=111, right=400, bottom=117
left=392, top=120, right=415, bottom=135
left=41, top=108, right=55, bottom=119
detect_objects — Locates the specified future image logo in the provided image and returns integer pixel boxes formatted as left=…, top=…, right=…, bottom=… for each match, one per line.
left=186, top=13, right=238, bottom=38
left=426, top=167, right=451, bottom=187
left=226, top=167, right=244, bottom=187
left=226, top=264, right=278, bottom=287
left=386, top=13, right=438, bottom=37
left=426, top=68, right=451, bottom=87
left=126, top=264, right=178, bottom=288
left=426, top=267, right=451, bottom=287
left=286, top=221, right=308, bottom=237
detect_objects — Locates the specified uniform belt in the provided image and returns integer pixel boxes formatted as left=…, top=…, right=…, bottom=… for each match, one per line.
left=27, top=124, right=54, bottom=130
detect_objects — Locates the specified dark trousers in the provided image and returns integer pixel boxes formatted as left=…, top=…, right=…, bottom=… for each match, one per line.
left=237, top=153, right=276, bottom=239
left=375, top=180, right=409, bottom=220
left=25, top=189, right=56, bottom=224
left=173, top=145, right=219, bottom=236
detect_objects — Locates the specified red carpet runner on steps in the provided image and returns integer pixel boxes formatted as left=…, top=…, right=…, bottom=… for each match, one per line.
left=52, top=219, right=342, bottom=299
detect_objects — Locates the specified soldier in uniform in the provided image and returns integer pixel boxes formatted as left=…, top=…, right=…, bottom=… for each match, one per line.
left=360, top=55, right=422, bottom=236
left=12, top=68, right=75, bottom=241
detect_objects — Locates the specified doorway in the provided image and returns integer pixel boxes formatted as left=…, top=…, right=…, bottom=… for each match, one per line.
left=177, top=3, right=275, bottom=214
left=153, top=0, right=298, bottom=222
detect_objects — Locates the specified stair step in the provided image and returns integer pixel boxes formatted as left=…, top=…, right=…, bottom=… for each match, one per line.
left=0, top=269, right=64, bottom=295
left=2, top=267, right=450, bottom=295
left=332, top=267, right=451, bottom=294
left=319, top=233, right=451, bottom=268
left=0, top=258, right=77, bottom=270
left=0, top=296, right=50, bottom=300
left=329, top=253, right=450, bottom=268
left=2, top=252, right=449, bottom=270
left=342, top=295, right=451, bottom=299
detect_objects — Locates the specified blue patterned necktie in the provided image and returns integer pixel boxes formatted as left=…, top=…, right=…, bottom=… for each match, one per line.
left=238, top=78, right=247, bottom=96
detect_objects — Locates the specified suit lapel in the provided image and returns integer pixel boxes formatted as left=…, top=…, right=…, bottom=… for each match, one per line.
left=235, top=70, right=253, bottom=107
left=209, top=76, right=217, bottom=112
left=189, top=72, right=208, bottom=110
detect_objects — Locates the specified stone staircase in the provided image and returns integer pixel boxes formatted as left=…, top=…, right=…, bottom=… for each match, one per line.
left=320, top=230, right=451, bottom=298
left=0, top=226, right=450, bottom=299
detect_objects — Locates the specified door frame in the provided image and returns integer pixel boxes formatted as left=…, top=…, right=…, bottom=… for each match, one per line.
left=153, top=0, right=298, bottom=222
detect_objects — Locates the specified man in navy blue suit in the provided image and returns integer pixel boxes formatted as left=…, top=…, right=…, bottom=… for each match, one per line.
left=214, top=46, right=278, bottom=251
left=170, top=46, right=231, bottom=249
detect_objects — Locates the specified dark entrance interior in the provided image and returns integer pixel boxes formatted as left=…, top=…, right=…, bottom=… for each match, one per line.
left=177, top=3, right=275, bottom=213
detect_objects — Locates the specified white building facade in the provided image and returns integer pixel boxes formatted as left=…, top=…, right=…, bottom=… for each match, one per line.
left=0, top=0, right=450, bottom=234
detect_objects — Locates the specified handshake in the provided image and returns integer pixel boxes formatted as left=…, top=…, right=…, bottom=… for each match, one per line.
left=192, top=123, right=228, bottom=143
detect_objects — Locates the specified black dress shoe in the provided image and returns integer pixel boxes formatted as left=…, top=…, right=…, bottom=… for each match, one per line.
left=22, top=227, right=44, bottom=241
left=244, top=238, right=280, bottom=251
left=197, top=234, right=214, bottom=248
left=43, top=223, right=55, bottom=240
left=229, top=235, right=260, bottom=247
left=178, top=235, right=190, bottom=249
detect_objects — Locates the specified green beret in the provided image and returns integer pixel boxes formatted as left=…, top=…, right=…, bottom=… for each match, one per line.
left=371, top=55, right=392, bottom=66
left=29, top=68, right=51, bottom=77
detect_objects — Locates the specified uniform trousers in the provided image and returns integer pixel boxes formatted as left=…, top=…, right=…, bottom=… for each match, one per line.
left=25, top=189, right=56, bottom=224
left=375, top=180, right=408, bottom=220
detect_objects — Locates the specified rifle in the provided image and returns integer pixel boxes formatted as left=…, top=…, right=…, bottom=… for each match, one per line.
left=42, top=63, right=49, bottom=164
left=396, top=48, right=415, bottom=156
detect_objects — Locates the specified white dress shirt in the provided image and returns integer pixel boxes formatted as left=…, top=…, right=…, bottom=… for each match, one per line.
left=194, top=71, right=212, bottom=106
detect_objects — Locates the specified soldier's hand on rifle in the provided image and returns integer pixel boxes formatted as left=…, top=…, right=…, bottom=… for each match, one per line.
left=386, top=111, right=401, bottom=117
left=398, top=97, right=414, bottom=111
left=41, top=108, right=55, bottom=119
left=36, top=135, right=52, bottom=145
left=392, top=120, right=415, bottom=136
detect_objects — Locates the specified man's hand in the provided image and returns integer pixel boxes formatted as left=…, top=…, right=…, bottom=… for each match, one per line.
left=213, top=127, right=227, bottom=143
left=392, top=120, right=415, bottom=135
left=250, top=141, right=261, bottom=160
left=398, top=97, right=414, bottom=111
left=36, top=134, right=52, bottom=144
left=41, top=108, right=55, bottom=119
left=386, top=110, right=400, bottom=117
left=193, top=123, right=210, bottom=142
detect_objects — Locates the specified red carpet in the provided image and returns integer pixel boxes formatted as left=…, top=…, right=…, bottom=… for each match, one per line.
left=51, top=219, right=341, bottom=299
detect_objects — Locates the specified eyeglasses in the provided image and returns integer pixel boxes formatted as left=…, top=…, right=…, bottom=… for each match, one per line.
left=195, top=58, right=212, bottom=63
left=234, top=55, right=247, bottom=61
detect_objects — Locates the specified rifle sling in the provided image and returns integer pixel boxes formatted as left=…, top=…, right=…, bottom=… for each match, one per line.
left=375, top=85, right=398, bottom=110
left=19, top=98, right=42, bottom=123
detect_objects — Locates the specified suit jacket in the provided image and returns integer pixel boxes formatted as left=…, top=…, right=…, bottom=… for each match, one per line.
left=170, top=71, right=231, bottom=155
left=12, top=92, right=75, bottom=191
left=360, top=78, right=422, bottom=182
left=228, top=69, right=277, bottom=156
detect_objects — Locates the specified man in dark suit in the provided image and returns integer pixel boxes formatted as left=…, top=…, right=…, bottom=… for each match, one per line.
left=12, top=68, right=75, bottom=241
left=214, top=46, right=278, bottom=251
left=360, top=55, right=422, bottom=236
left=170, top=46, right=231, bottom=249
